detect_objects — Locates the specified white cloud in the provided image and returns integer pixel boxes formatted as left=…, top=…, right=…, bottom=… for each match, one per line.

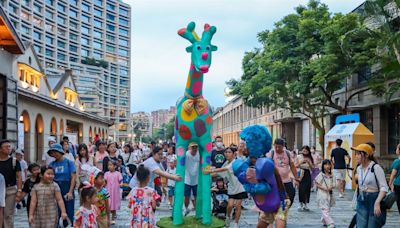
left=127, top=0, right=365, bottom=112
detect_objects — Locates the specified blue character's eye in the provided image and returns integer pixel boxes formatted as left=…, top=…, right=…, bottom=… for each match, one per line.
left=206, top=46, right=210, bottom=51
left=197, top=46, right=201, bottom=50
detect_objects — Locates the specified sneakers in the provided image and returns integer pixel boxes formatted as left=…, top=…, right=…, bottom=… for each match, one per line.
left=327, top=224, right=335, bottom=228
left=184, top=208, right=190, bottom=216
left=303, top=204, right=310, bottom=211
left=225, top=217, right=231, bottom=227
left=232, top=222, right=239, bottom=228
left=298, top=203, right=304, bottom=211
left=338, top=193, right=344, bottom=198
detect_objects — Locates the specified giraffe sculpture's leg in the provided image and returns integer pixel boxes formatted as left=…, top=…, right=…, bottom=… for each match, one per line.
left=173, top=140, right=189, bottom=225
left=199, top=135, right=213, bottom=224
left=195, top=149, right=203, bottom=219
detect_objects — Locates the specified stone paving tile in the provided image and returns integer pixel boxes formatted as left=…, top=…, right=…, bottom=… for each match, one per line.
left=14, top=189, right=398, bottom=227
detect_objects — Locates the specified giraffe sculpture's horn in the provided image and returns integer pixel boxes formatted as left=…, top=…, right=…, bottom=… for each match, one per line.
left=177, top=21, right=199, bottom=44
left=201, top=23, right=217, bottom=43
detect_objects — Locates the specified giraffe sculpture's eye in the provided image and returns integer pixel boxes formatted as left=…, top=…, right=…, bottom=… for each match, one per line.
left=197, top=46, right=201, bottom=50
left=206, top=46, right=210, bottom=51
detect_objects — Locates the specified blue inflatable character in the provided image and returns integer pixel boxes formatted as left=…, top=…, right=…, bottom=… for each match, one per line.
left=232, top=125, right=282, bottom=213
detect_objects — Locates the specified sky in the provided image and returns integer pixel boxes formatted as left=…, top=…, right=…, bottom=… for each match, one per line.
left=127, top=0, right=365, bottom=113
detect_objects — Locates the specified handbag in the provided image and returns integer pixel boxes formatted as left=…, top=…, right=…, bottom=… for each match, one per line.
left=380, top=191, right=397, bottom=210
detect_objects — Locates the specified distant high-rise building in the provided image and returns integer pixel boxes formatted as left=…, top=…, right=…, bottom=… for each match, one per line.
left=1, top=0, right=131, bottom=142
left=151, top=106, right=176, bottom=129
left=130, top=112, right=152, bottom=141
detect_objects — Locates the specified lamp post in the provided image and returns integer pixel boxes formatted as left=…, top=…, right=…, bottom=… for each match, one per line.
left=133, top=134, right=136, bottom=144
left=128, top=134, right=132, bottom=144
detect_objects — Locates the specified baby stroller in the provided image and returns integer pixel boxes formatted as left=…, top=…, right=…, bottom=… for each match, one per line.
left=212, top=189, right=228, bottom=219
left=121, top=164, right=136, bottom=198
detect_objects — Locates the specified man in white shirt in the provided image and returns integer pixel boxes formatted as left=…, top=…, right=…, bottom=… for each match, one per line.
left=42, top=136, right=56, bottom=165
left=184, top=142, right=200, bottom=216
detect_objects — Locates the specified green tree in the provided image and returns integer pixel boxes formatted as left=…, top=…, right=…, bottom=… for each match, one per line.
left=228, top=0, right=375, bottom=151
left=165, top=118, right=175, bottom=141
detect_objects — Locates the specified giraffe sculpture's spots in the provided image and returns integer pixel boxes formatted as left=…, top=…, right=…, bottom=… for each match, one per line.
left=192, top=81, right=202, bottom=95
left=194, top=119, right=206, bottom=137
left=180, top=107, right=197, bottom=122
left=192, top=71, right=202, bottom=79
left=178, top=124, right=192, bottom=140
left=186, top=75, right=191, bottom=89
left=175, top=118, right=179, bottom=130
left=177, top=146, right=185, bottom=156
left=205, top=156, right=211, bottom=164
left=180, top=157, right=186, bottom=166
left=206, top=115, right=213, bottom=125
left=206, top=142, right=213, bottom=152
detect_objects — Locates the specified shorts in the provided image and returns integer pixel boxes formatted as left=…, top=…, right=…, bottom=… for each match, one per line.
left=184, top=184, right=197, bottom=197
left=258, top=199, right=290, bottom=224
left=168, top=186, right=175, bottom=197
left=228, top=192, right=248, bottom=200
left=334, top=169, right=346, bottom=181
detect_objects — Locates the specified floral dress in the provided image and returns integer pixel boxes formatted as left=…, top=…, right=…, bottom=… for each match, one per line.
left=75, top=205, right=98, bottom=228
left=315, top=172, right=336, bottom=209
left=128, top=187, right=159, bottom=228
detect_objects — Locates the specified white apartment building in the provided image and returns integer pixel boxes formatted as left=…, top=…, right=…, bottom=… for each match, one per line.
left=0, top=0, right=131, bottom=142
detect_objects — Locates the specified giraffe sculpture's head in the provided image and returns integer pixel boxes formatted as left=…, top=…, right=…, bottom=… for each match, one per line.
left=178, top=21, right=217, bottom=74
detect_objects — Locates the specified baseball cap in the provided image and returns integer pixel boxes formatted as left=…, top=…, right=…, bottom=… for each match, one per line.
left=48, top=136, right=57, bottom=143
left=351, top=143, right=373, bottom=156
left=15, top=149, right=24, bottom=155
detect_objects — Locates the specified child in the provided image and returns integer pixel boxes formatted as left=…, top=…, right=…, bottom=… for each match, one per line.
left=128, top=165, right=160, bottom=228
left=166, top=159, right=176, bottom=209
left=104, top=160, right=122, bottom=225
left=94, top=172, right=110, bottom=228
left=315, top=159, right=336, bottom=228
left=29, top=166, right=68, bottom=227
left=0, top=173, right=5, bottom=228
left=75, top=183, right=98, bottom=228
left=211, top=177, right=228, bottom=218
left=21, top=163, right=41, bottom=217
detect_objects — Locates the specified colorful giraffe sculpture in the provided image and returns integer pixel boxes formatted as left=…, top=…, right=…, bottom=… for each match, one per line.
left=172, top=21, right=217, bottom=225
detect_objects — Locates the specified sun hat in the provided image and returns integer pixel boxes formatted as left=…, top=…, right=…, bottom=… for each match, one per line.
left=47, top=143, right=65, bottom=156
left=351, top=143, right=373, bottom=156
left=48, top=136, right=56, bottom=143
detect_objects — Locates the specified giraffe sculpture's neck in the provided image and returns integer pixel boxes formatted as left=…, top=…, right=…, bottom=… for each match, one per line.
left=185, top=63, right=204, bottom=98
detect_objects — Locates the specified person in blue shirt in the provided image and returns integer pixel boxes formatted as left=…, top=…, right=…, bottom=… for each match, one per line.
left=389, top=143, right=400, bottom=215
left=48, top=143, right=77, bottom=224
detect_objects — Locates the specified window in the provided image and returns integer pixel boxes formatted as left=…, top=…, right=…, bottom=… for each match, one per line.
left=94, top=31, right=102, bottom=38
left=120, top=69, right=128, bottom=76
left=33, top=4, right=41, bottom=13
left=119, top=99, right=128, bottom=106
left=93, top=41, right=102, bottom=49
left=69, top=45, right=77, bottom=52
left=57, top=4, right=65, bottom=13
left=119, top=18, right=128, bottom=26
left=69, top=33, right=78, bottom=41
left=57, top=41, right=65, bottom=48
left=70, top=56, right=78, bottom=62
left=33, top=44, right=42, bottom=54
left=21, top=25, right=30, bottom=34
left=45, top=10, right=53, bottom=19
left=106, top=45, right=115, bottom=52
left=45, top=36, right=53, bottom=45
left=107, top=3, right=115, bottom=11
left=358, top=66, right=372, bottom=84
left=45, top=49, right=53, bottom=57
left=120, top=79, right=128, bottom=85
left=69, top=9, right=77, bottom=18
left=81, top=15, right=90, bottom=23
left=57, top=53, right=66, bottom=61
left=106, top=24, right=115, bottom=31
left=57, top=16, right=66, bottom=25
left=81, top=26, right=89, bottom=34
left=94, top=9, right=102, bottom=17
left=22, top=0, right=29, bottom=7
left=69, top=0, right=77, bottom=6
left=111, top=77, right=117, bottom=83
left=106, top=35, right=115, bottom=41
left=81, top=49, right=89, bottom=57
left=57, top=28, right=66, bottom=36
left=94, top=0, right=102, bottom=6
left=119, top=8, right=128, bottom=16
left=9, top=3, right=18, bottom=14
left=94, top=19, right=102, bottom=27
left=70, top=21, right=78, bottom=29
left=82, top=3, right=90, bottom=12
left=93, top=52, right=102, bottom=59
left=81, top=37, right=89, bottom=45
left=110, top=98, right=116, bottom=104
left=106, top=13, right=115, bottom=21
left=20, top=11, right=29, bottom=20
left=33, top=31, right=41, bottom=40
left=45, top=0, right=53, bottom=6
left=119, top=28, right=128, bottom=36
left=118, top=49, right=128, bottom=56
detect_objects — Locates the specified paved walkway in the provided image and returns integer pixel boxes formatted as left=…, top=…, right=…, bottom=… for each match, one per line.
left=13, top=189, right=399, bottom=227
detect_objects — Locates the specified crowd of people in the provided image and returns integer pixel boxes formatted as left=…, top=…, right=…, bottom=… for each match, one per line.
left=0, top=134, right=398, bottom=228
